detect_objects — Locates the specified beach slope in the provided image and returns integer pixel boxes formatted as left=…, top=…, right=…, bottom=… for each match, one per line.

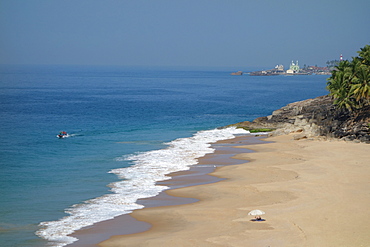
left=100, top=134, right=370, bottom=247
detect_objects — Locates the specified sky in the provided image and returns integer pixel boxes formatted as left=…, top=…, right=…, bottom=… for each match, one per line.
left=0, top=0, right=369, bottom=69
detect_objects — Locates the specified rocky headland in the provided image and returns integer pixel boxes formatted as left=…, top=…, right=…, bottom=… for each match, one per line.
left=229, top=95, right=370, bottom=143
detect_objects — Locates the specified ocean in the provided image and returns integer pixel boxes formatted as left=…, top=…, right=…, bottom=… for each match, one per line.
left=0, top=65, right=329, bottom=247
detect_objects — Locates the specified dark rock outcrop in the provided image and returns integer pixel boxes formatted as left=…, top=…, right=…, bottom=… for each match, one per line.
left=231, top=95, right=370, bottom=143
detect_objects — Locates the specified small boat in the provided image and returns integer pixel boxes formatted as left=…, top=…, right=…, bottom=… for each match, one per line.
left=57, top=131, right=69, bottom=139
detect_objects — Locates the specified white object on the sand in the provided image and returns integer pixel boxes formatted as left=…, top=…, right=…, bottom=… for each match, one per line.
left=37, top=127, right=250, bottom=247
left=248, top=209, right=265, bottom=216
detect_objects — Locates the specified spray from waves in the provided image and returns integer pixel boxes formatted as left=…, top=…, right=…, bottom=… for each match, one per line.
left=36, top=127, right=249, bottom=246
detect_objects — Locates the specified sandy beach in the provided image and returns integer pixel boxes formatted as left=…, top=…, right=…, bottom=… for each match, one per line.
left=96, top=134, right=370, bottom=247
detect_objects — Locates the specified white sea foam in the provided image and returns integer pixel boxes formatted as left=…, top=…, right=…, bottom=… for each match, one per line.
left=36, top=127, right=249, bottom=246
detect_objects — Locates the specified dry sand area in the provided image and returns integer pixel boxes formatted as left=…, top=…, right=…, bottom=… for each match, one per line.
left=100, top=134, right=370, bottom=247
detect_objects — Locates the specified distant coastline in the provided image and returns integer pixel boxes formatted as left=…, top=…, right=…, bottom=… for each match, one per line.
left=231, top=61, right=332, bottom=76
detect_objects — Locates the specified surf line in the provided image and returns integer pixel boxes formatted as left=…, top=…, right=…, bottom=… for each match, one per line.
left=68, top=134, right=268, bottom=246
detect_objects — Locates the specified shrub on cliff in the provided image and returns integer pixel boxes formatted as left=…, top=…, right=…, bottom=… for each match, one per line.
left=327, top=44, right=370, bottom=111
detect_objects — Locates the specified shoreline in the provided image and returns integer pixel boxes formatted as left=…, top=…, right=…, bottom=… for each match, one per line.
left=68, top=135, right=265, bottom=247
left=97, top=134, right=370, bottom=247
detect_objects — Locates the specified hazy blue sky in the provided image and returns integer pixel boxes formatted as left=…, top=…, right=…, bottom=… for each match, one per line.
left=1, top=0, right=369, bottom=68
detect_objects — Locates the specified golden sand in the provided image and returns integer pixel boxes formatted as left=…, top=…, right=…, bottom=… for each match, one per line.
left=99, top=134, right=370, bottom=247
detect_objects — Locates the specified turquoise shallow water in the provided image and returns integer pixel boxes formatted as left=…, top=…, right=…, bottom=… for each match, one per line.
left=0, top=65, right=329, bottom=246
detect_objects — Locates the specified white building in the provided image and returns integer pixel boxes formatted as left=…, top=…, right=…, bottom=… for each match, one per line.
left=286, top=60, right=300, bottom=74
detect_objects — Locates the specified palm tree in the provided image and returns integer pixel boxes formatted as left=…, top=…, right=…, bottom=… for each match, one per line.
left=351, top=64, right=370, bottom=106
left=327, top=60, right=355, bottom=110
left=358, top=44, right=370, bottom=66
left=327, top=44, right=370, bottom=111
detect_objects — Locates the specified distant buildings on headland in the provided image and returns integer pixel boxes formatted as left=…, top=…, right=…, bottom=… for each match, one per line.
left=232, top=60, right=333, bottom=76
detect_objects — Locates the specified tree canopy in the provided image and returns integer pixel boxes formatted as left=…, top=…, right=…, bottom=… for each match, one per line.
left=327, top=44, right=370, bottom=111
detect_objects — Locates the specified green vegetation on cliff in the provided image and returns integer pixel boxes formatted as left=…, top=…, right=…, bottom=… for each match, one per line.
left=327, top=44, right=370, bottom=111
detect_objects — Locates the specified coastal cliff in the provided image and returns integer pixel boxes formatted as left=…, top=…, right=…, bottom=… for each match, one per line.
left=230, top=95, right=370, bottom=143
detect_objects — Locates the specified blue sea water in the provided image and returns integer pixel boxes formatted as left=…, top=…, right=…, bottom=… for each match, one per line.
left=0, top=65, right=329, bottom=247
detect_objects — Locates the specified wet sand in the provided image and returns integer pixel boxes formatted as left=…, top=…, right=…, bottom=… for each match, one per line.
left=97, top=134, right=370, bottom=247
left=68, top=135, right=263, bottom=247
